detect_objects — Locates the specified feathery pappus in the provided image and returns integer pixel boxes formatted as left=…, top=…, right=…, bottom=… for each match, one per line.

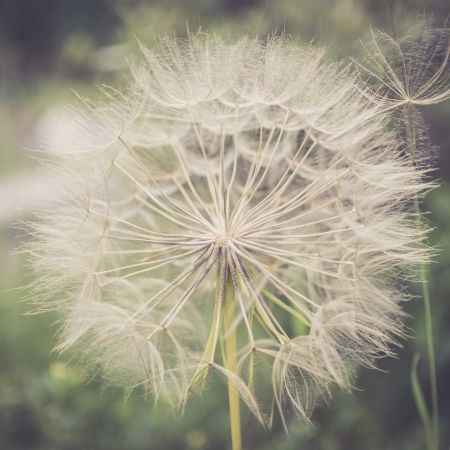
left=27, top=34, right=433, bottom=428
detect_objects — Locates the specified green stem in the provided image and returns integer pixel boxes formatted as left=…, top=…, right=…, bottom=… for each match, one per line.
left=223, top=274, right=242, bottom=450
left=263, top=289, right=311, bottom=328
left=404, top=105, right=439, bottom=450
left=414, top=197, right=439, bottom=450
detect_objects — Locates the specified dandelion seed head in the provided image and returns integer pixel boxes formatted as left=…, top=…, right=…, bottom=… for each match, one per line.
left=27, top=33, right=433, bottom=425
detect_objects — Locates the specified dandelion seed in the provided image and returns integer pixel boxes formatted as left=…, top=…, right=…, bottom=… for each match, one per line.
left=356, top=18, right=449, bottom=166
left=27, top=33, right=432, bottom=442
left=357, top=18, right=449, bottom=107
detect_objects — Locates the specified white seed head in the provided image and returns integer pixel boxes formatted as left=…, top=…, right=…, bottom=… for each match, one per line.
left=27, top=34, right=432, bottom=426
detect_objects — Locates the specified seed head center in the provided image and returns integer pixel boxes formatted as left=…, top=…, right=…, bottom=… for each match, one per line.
left=215, top=233, right=232, bottom=247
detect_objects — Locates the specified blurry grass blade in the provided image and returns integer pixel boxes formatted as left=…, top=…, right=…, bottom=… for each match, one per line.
left=410, top=352, right=434, bottom=450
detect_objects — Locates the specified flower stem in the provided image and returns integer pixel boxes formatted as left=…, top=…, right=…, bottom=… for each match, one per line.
left=414, top=197, right=439, bottom=450
left=223, top=274, right=242, bottom=450
left=404, top=105, right=439, bottom=450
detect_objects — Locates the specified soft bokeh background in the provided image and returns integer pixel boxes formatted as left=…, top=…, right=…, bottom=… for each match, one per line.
left=1, top=1, right=449, bottom=449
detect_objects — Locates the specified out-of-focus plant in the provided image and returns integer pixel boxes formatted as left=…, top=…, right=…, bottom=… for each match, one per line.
left=356, top=18, right=449, bottom=450
left=24, top=27, right=446, bottom=450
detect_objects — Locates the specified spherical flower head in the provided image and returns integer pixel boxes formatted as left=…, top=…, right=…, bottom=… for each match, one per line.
left=28, top=33, right=432, bottom=426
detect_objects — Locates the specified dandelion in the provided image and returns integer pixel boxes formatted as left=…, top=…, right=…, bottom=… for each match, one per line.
left=357, top=18, right=449, bottom=107
left=356, top=18, right=449, bottom=166
left=27, top=34, right=432, bottom=449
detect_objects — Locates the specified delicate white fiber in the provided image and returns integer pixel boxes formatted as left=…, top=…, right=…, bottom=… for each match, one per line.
left=27, top=33, right=433, bottom=426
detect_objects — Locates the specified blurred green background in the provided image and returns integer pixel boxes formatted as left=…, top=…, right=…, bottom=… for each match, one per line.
left=1, top=1, right=449, bottom=449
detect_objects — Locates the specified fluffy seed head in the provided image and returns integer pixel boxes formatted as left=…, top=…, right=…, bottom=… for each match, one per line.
left=27, top=34, right=432, bottom=426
